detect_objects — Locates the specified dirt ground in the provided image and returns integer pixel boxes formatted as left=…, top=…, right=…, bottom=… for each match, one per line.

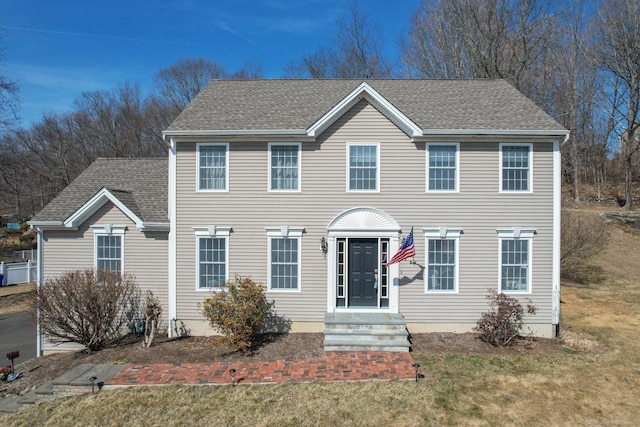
left=1, top=328, right=564, bottom=398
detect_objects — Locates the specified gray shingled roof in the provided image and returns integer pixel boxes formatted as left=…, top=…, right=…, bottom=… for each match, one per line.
left=166, top=79, right=565, bottom=133
left=31, top=158, right=168, bottom=224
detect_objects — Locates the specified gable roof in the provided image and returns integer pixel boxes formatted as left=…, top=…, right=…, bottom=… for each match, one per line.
left=30, top=158, right=168, bottom=228
left=164, top=79, right=567, bottom=138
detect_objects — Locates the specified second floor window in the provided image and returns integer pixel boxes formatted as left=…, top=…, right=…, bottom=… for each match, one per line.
left=501, top=144, right=531, bottom=192
left=270, top=144, right=300, bottom=191
left=349, top=144, right=378, bottom=191
left=198, top=144, right=228, bottom=191
left=427, top=144, right=458, bottom=191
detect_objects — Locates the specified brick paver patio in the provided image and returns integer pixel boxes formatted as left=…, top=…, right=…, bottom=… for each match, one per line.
left=107, top=352, right=416, bottom=386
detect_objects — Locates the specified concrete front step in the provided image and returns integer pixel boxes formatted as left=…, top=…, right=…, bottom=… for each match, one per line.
left=323, top=312, right=411, bottom=352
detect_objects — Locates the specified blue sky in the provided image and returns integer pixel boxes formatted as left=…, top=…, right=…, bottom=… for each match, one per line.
left=1, top=0, right=420, bottom=126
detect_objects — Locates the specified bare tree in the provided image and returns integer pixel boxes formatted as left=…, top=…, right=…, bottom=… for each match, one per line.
left=153, top=58, right=228, bottom=113
left=285, top=1, right=391, bottom=78
left=595, top=0, right=640, bottom=209
left=550, top=0, right=602, bottom=202
left=0, top=32, right=19, bottom=132
left=401, top=0, right=558, bottom=101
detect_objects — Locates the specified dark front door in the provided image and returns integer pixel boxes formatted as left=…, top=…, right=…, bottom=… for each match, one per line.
left=348, top=238, right=378, bottom=307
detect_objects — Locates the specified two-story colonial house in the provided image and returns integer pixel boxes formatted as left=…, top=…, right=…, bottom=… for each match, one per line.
left=30, top=79, right=568, bottom=354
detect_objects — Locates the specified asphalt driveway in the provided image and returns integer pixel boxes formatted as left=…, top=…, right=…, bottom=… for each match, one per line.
left=0, top=312, right=36, bottom=369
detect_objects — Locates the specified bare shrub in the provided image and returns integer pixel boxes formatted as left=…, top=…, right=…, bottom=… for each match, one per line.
left=473, top=289, right=537, bottom=346
left=32, top=269, right=138, bottom=352
left=561, top=211, right=610, bottom=279
left=142, top=290, right=162, bottom=348
left=200, top=275, right=275, bottom=355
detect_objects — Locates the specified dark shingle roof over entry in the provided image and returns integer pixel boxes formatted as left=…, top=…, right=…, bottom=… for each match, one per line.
left=31, top=158, right=168, bottom=223
left=166, top=79, right=565, bottom=133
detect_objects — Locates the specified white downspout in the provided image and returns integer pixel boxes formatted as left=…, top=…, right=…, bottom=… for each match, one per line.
left=36, top=227, right=44, bottom=356
left=168, top=138, right=177, bottom=337
left=552, top=133, right=569, bottom=336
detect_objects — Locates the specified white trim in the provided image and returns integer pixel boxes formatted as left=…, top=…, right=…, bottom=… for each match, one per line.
left=552, top=140, right=561, bottom=326
left=164, top=129, right=308, bottom=137
left=426, top=142, right=460, bottom=193
left=265, top=227, right=303, bottom=293
left=419, top=129, right=570, bottom=137
left=268, top=142, right=302, bottom=192
left=193, top=226, right=232, bottom=237
left=497, top=228, right=536, bottom=294
left=168, top=138, right=177, bottom=335
left=346, top=142, right=380, bottom=192
left=307, top=82, right=422, bottom=138
left=64, top=188, right=144, bottom=229
left=196, top=142, right=229, bottom=192
left=92, top=225, right=126, bottom=275
left=327, top=207, right=401, bottom=232
left=499, top=143, right=533, bottom=193
left=423, top=228, right=463, bottom=293
left=195, top=230, right=230, bottom=291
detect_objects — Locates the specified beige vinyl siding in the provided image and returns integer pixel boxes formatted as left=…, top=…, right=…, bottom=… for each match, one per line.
left=175, top=99, right=555, bottom=326
left=42, top=202, right=169, bottom=314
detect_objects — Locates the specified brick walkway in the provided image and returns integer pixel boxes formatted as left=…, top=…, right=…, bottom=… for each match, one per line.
left=107, top=352, right=416, bottom=386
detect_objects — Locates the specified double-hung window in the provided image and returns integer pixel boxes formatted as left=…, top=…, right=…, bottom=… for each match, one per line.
left=93, top=225, right=125, bottom=275
left=269, top=143, right=300, bottom=191
left=498, top=228, right=535, bottom=293
left=194, top=226, right=230, bottom=289
left=348, top=144, right=379, bottom=191
left=427, top=144, right=459, bottom=191
left=424, top=228, right=462, bottom=292
left=266, top=227, right=303, bottom=291
left=198, top=143, right=228, bottom=191
left=500, top=144, right=531, bottom=192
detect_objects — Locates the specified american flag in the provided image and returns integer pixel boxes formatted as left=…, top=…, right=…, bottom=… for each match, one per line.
left=386, top=228, right=415, bottom=266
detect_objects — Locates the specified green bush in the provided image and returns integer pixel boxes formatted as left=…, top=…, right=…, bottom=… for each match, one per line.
left=200, top=275, right=274, bottom=355
left=473, top=289, right=537, bottom=346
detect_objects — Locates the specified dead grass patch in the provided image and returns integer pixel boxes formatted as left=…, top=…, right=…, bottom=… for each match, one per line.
left=0, top=283, right=34, bottom=316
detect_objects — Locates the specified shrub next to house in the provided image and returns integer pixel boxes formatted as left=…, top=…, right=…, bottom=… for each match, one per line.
left=33, top=269, right=139, bottom=352
left=200, top=275, right=274, bottom=355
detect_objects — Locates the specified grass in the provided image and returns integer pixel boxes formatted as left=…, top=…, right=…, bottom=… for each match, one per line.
left=4, top=210, right=640, bottom=426
left=0, top=282, right=34, bottom=315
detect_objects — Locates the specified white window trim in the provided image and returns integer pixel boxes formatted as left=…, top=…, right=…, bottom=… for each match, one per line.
left=499, top=143, right=533, bottom=193
left=92, top=225, right=126, bottom=274
left=196, top=142, right=229, bottom=192
left=497, top=228, right=536, bottom=294
left=426, top=142, right=460, bottom=193
left=423, top=227, right=463, bottom=293
left=193, top=226, right=231, bottom=291
left=268, top=142, right=302, bottom=192
left=265, top=226, right=304, bottom=293
left=346, top=142, right=380, bottom=192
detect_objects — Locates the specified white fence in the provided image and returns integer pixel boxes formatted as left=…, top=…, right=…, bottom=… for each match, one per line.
left=0, top=260, right=36, bottom=286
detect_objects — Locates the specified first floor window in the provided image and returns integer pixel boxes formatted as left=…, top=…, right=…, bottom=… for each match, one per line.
left=427, top=239, right=456, bottom=291
left=270, top=237, right=299, bottom=290
left=500, top=238, right=530, bottom=292
left=424, top=228, right=462, bottom=293
left=199, top=237, right=227, bottom=288
left=96, top=235, right=122, bottom=274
